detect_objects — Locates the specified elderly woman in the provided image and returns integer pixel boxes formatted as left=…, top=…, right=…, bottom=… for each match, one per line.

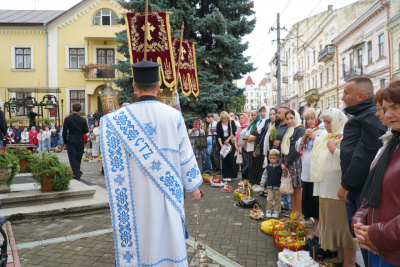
left=352, top=81, right=400, bottom=267
left=249, top=106, right=270, bottom=190
left=5, top=128, right=15, bottom=145
left=295, top=108, right=326, bottom=236
left=21, top=128, right=29, bottom=144
left=236, top=113, right=250, bottom=180
left=216, top=111, right=237, bottom=181
left=281, top=110, right=305, bottom=215
left=311, top=108, right=358, bottom=266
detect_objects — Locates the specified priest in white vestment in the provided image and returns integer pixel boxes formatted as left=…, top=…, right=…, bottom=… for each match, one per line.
left=100, top=60, right=202, bottom=267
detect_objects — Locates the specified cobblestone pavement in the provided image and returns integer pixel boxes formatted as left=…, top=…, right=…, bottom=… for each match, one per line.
left=12, top=151, right=280, bottom=266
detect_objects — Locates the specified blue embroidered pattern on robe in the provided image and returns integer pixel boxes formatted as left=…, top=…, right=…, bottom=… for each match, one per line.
left=123, top=251, right=134, bottom=263
left=114, top=111, right=139, bottom=140
left=186, top=164, right=200, bottom=183
left=106, top=126, right=124, bottom=173
left=160, top=171, right=183, bottom=203
left=115, top=188, right=133, bottom=247
left=143, top=122, right=157, bottom=137
left=151, top=160, right=162, bottom=172
left=114, top=174, right=125, bottom=186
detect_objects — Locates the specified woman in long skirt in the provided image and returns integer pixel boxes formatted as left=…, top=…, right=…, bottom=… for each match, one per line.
left=92, top=120, right=101, bottom=158
left=216, top=111, right=237, bottom=181
left=248, top=106, right=270, bottom=190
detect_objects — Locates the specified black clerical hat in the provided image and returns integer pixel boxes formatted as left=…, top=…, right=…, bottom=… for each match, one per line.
left=130, top=60, right=161, bottom=84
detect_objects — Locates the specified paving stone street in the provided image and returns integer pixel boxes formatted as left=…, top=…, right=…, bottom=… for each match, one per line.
left=10, top=151, right=281, bottom=266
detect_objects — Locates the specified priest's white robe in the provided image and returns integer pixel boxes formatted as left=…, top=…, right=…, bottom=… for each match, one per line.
left=100, top=99, right=202, bottom=267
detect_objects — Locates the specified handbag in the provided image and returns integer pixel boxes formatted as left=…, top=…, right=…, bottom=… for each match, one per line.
left=236, top=150, right=243, bottom=165
left=279, top=171, right=294, bottom=194
left=195, top=136, right=207, bottom=148
left=254, top=124, right=269, bottom=157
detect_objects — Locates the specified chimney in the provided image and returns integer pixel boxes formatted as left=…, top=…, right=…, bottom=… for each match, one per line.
left=328, top=5, right=333, bottom=12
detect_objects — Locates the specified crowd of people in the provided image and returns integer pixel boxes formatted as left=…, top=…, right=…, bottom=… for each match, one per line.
left=186, top=77, right=399, bottom=267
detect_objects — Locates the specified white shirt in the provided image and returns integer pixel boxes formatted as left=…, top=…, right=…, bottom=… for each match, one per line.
left=222, top=124, right=228, bottom=137
left=207, top=121, right=217, bottom=141
left=313, top=147, right=341, bottom=199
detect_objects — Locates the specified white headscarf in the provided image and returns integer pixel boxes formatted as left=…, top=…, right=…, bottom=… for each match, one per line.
left=281, top=110, right=302, bottom=156
left=310, top=108, right=347, bottom=182
left=7, top=127, right=13, bottom=136
left=257, top=105, right=270, bottom=134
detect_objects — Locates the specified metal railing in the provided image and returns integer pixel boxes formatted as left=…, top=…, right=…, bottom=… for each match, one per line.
left=318, top=44, right=335, bottom=62
left=344, top=66, right=364, bottom=80
left=293, top=71, right=303, bottom=80
left=84, top=68, right=116, bottom=79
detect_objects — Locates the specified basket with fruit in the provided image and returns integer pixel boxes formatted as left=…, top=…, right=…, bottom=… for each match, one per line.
left=202, top=170, right=213, bottom=184
left=250, top=204, right=264, bottom=220
left=272, top=218, right=308, bottom=252
left=233, top=180, right=255, bottom=200
left=210, top=176, right=224, bottom=187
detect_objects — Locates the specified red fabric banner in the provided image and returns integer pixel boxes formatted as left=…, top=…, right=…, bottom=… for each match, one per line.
left=171, top=37, right=199, bottom=100
left=125, top=12, right=176, bottom=89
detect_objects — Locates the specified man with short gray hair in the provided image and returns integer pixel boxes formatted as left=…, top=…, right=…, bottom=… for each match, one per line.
left=339, top=76, right=386, bottom=266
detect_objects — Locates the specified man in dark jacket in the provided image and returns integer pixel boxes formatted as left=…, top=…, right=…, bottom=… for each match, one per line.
left=63, top=102, right=89, bottom=180
left=339, top=76, right=386, bottom=266
left=13, top=125, right=22, bottom=144
left=0, top=109, right=6, bottom=148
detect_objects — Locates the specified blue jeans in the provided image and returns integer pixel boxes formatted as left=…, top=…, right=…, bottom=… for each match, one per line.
left=44, top=139, right=51, bottom=150
left=371, top=252, right=395, bottom=267
left=38, top=142, right=44, bottom=151
left=204, top=139, right=212, bottom=171
left=281, top=194, right=291, bottom=210
left=51, top=136, right=58, bottom=148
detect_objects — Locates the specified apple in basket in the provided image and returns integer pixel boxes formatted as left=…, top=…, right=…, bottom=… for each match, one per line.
left=213, top=178, right=221, bottom=183
left=222, top=185, right=232, bottom=191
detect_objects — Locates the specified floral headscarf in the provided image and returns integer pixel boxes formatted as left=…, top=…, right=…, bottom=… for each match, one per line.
left=248, top=109, right=260, bottom=133
left=236, top=113, right=249, bottom=144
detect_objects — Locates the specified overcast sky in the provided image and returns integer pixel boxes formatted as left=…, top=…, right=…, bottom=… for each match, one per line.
left=1, top=0, right=359, bottom=88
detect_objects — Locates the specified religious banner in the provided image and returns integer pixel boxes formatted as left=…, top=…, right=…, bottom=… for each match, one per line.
left=125, top=12, right=176, bottom=89
left=172, top=36, right=200, bottom=100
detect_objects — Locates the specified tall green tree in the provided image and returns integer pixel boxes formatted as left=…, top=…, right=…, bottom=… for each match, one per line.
left=115, top=0, right=256, bottom=120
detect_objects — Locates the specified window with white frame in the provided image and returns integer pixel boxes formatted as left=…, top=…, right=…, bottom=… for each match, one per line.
left=15, top=48, right=31, bottom=69
left=69, top=48, right=85, bottom=69
left=70, top=91, right=85, bottom=112
left=378, top=34, right=385, bottom=58
left=92, top=9, right=119, bottom=26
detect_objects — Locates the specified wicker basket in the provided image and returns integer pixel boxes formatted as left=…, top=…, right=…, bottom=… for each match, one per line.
left=250, top=204, right=264, bottom=220
left=202, top=170, right=213, bottom=184
left=272, top=219, right=308, bottom=253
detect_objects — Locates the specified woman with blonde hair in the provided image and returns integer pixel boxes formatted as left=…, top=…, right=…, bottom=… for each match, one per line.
left=216, top=111, right=237, bottom=181
left=311, top=108, right=358, bottom=266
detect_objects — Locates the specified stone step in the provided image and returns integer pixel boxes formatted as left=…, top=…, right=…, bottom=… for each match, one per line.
left=0, top=180, right=96, bottom=208
left=0, top=181, right=110, bottom=221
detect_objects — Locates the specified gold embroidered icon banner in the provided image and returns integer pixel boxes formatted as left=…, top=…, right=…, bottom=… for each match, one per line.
left=172, top=36, right=199, bottom=100
left=125, top=12, right=176, bottom=89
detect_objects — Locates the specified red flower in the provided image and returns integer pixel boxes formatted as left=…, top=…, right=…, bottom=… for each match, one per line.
left=22, top=151, right=26, bottom=154
left=28, top=150, right=31, bottom=152
left=0, top=150, right=4, bottom=153
left=4, top=152, right=7, bottom=155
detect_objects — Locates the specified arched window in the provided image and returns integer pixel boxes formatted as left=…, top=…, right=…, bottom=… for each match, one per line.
left=92, top=9, right=119, bottom=26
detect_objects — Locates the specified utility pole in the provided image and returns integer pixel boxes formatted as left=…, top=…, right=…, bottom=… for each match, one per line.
left=277, top=13, right=281, bottom=107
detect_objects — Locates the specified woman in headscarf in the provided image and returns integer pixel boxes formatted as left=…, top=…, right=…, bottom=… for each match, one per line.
left=216, top=111, right=237, bottom=181
left=5, top=127, right=15, bottom=145
left=236, top=113, right=250, bottom=180
left=248, top=106, right=270, bottom=189
left=311, top=108, right=358, bottom=266
left=263, top=107, right=280, bottom=155
left=21, top=128, right=29, bottom=144
left=281, top=109, right=305, bottom=215
left=295, top=108, right=326, bottom=237
left=352, top=82, right=400, bottom=267
left=188, top=119, right=205, bottom=173
left=245, top=109, right=260, bottom=182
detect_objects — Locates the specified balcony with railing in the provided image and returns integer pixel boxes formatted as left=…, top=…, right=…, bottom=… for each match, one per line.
left=281, top=59, right=288, bottom=66
left=282, top=76, right=288, bottom=83
left=318, top=44, right=335, bottom=63
left=81, top=64, right=116, bottom=80
left=304, top=88, right=318, bottom=102
left=344, top=66, right=364, bottom=80
left=293, top=71, right=303, bottom=80
left=272, top=84, right=277, bottom=91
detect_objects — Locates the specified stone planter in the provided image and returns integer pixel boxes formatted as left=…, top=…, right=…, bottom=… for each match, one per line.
left=0, top=163, right=13, bottom=193
left=41, top=174, right=54, bottom=192
left=19, top=159, right=29, bottom=173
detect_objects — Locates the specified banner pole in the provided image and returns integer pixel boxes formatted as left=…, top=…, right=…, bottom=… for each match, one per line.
left=174, top=21, right=185, bottom=94
left=144, top=0, right=149, bottom=60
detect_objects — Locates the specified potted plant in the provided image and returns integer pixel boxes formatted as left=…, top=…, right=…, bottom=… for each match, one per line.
left=11, top=147, right=33, bottom=173
left=0, top=148, right=20, bottom=193
left=29, top=152, right=73, bottom=192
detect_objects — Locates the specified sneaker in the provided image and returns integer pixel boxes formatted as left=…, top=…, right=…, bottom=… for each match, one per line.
left=266, top=211, right=272, bottom=218
left=223, top=178, right=232, bottom=182
left=272, top=212, right=278, bottom=218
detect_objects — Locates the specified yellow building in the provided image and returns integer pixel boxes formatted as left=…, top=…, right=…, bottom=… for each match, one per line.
left=0, top=0, right=126, bottom=125
left=388, top=0, right=400, bottom=80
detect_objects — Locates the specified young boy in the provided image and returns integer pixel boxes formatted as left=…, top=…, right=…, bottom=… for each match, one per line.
left=260, top=149, right=283, bottom=218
